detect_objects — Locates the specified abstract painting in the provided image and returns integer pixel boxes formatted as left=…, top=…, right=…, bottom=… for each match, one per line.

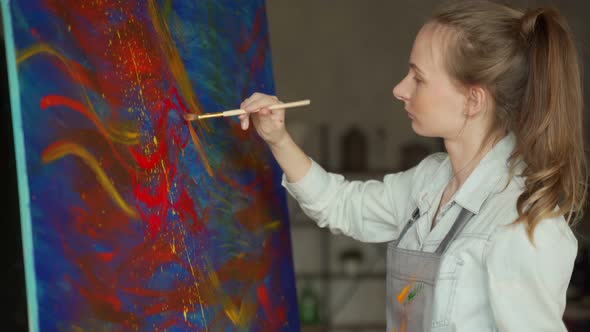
left=2, top=0, right=298, bottom=331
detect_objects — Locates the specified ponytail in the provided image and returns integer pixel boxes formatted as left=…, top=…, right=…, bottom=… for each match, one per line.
left=515, top=7, right=587, bottom=238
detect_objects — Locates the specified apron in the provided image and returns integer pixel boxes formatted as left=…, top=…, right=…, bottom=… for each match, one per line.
left=386, top=207, right=474, bottom=332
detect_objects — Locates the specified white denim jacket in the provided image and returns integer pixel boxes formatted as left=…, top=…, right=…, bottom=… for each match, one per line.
left=282, top=133, right=577, bottom=331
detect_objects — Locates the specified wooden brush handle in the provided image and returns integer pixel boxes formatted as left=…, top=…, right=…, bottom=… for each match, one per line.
left=222, top=99, right=310, bottom=117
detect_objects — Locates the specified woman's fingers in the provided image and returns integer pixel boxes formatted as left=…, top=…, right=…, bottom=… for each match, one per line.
left=258, top=107, right=271, bottom=116
left=242, top=93, right=260, bottom=111
left=239, top=113, right=249, bottom=130
left=240, top=114, right=250, bottom=130
left=243, top=94, right=277, bottom=113
left=239, top=93, right=282, bottom=131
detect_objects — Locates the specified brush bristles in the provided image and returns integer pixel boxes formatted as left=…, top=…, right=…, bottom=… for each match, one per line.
left=183, top=114, right=198, bottom=121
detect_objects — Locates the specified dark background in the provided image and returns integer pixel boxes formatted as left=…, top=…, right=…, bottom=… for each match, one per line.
left=1, top=21, right=28, bottom=330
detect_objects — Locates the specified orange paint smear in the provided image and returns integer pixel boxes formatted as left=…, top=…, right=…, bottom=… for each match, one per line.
left=147, top=0, right=209, bottom=132
left=148, top=0, right=214, bottom=178
left=397, top=284, right=411, bottom=304
left=187, top=122, right=213, bottom=177
left=400, top=318, right=407, bottom=332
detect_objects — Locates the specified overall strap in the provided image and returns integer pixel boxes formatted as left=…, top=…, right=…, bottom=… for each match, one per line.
left=435, top=208, right=475, bottom=255
left=395, top=207, right=420, bottom=245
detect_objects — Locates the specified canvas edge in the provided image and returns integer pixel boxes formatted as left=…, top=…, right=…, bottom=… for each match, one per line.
left=1, top=0, right=40, bottom=331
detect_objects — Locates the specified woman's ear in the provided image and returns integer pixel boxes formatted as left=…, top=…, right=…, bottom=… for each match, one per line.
left=464, top=86, right=487, bottom=117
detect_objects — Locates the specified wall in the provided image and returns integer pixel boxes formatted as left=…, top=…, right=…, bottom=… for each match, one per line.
left=265, top=0, right=443, bottom=172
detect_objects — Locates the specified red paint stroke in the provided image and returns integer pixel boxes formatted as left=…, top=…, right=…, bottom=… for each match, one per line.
left=238, top=7, right=265, bottom=53
left=237, top=6, right=270, bottom=74
left=52, top=55, right=98, bottom=91
left=173, top=187, right=204, bottom=232
left=30, top=28, right=41, bottom=39
left=128, top=140, right=166, bottom=170
left=257, top=285, right=287, bottom=330
left=133, top=179, right=167, bottom=208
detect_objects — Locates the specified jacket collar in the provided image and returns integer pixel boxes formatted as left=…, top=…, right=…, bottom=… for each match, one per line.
left=416, top=133, right=517, bottom=215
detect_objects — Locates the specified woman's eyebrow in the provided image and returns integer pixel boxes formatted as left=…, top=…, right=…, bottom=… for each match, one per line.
left=409, top=63, right=424, bottom=76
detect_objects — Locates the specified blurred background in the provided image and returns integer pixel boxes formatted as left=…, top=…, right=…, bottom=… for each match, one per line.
left=2, top=1, right=590, bottom=331
left=264, top=0, right=590, bottom=331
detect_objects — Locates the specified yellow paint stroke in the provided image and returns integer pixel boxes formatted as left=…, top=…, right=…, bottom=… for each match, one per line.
left=206, top=260, right=256, bottom=327
left=42, top=141, right=138, bottom=219
left=147, top=0, right=214, bottom=177
left=225, top=307, right=239, bottom=326
left=202, top=182, right=232, bottom=208
left=178, top=229, right=208, bottom=331
left=68, top=325, right=84, bottom=332
left=224, top=301, right=256, bottom=328
left=160, top=159, right=170, bottom=192
left=264, top=220, right=282, bottom=232
left=17, top=43, right=140, bottom=145
left=118, top=28, right=150, bottom=116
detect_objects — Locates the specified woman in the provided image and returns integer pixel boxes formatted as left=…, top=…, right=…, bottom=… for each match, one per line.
left=238, top=0, right=587, bottom=331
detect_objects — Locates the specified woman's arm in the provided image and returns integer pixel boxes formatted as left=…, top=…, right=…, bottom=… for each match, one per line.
left=282, top=158, right=418, bottom=242
left=239, top=92, right=420, bottom=242
left=239, top=92, right=310, bottom=183
left=268, top=133, right=312, bottom=183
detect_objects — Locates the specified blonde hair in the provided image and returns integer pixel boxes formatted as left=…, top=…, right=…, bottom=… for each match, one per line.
left=430, top=0, right=587, bottom=240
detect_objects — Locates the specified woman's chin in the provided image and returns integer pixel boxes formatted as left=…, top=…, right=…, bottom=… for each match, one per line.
left=410, top=122, right=436, bottom=138
left=410, top=121, right=423, bottom=135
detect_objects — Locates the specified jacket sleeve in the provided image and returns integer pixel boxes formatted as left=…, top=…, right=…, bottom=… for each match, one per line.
left=281, top=158, right=418, bottom=242
left=484, top=218, right=577, bottom=332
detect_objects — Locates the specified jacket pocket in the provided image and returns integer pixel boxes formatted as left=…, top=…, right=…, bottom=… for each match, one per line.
left=432, top=255, right=464, bottom=328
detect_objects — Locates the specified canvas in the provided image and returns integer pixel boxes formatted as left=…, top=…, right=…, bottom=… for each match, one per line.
left=1, top=0, right=299, bottom=331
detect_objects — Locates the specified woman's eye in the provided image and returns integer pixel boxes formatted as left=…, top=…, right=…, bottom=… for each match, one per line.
left=413, top=76, right=423, bottom=84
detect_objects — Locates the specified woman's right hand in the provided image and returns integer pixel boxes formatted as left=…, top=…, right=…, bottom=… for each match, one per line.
left=239, top=92, right=289, bottom=146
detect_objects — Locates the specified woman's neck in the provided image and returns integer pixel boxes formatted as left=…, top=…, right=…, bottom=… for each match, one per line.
left=443, top=131, right=501, bottom=191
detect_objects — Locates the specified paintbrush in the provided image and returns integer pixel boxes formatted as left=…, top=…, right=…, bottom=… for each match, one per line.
left=183, top=99, right=311, bottom=121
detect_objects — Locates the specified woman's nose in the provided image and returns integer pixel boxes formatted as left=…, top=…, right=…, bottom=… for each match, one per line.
left=392, top=80, right=408, bottom=102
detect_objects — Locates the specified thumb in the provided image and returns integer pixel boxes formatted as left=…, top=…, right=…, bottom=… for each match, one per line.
left=239, top=114, right=250, bottom=130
